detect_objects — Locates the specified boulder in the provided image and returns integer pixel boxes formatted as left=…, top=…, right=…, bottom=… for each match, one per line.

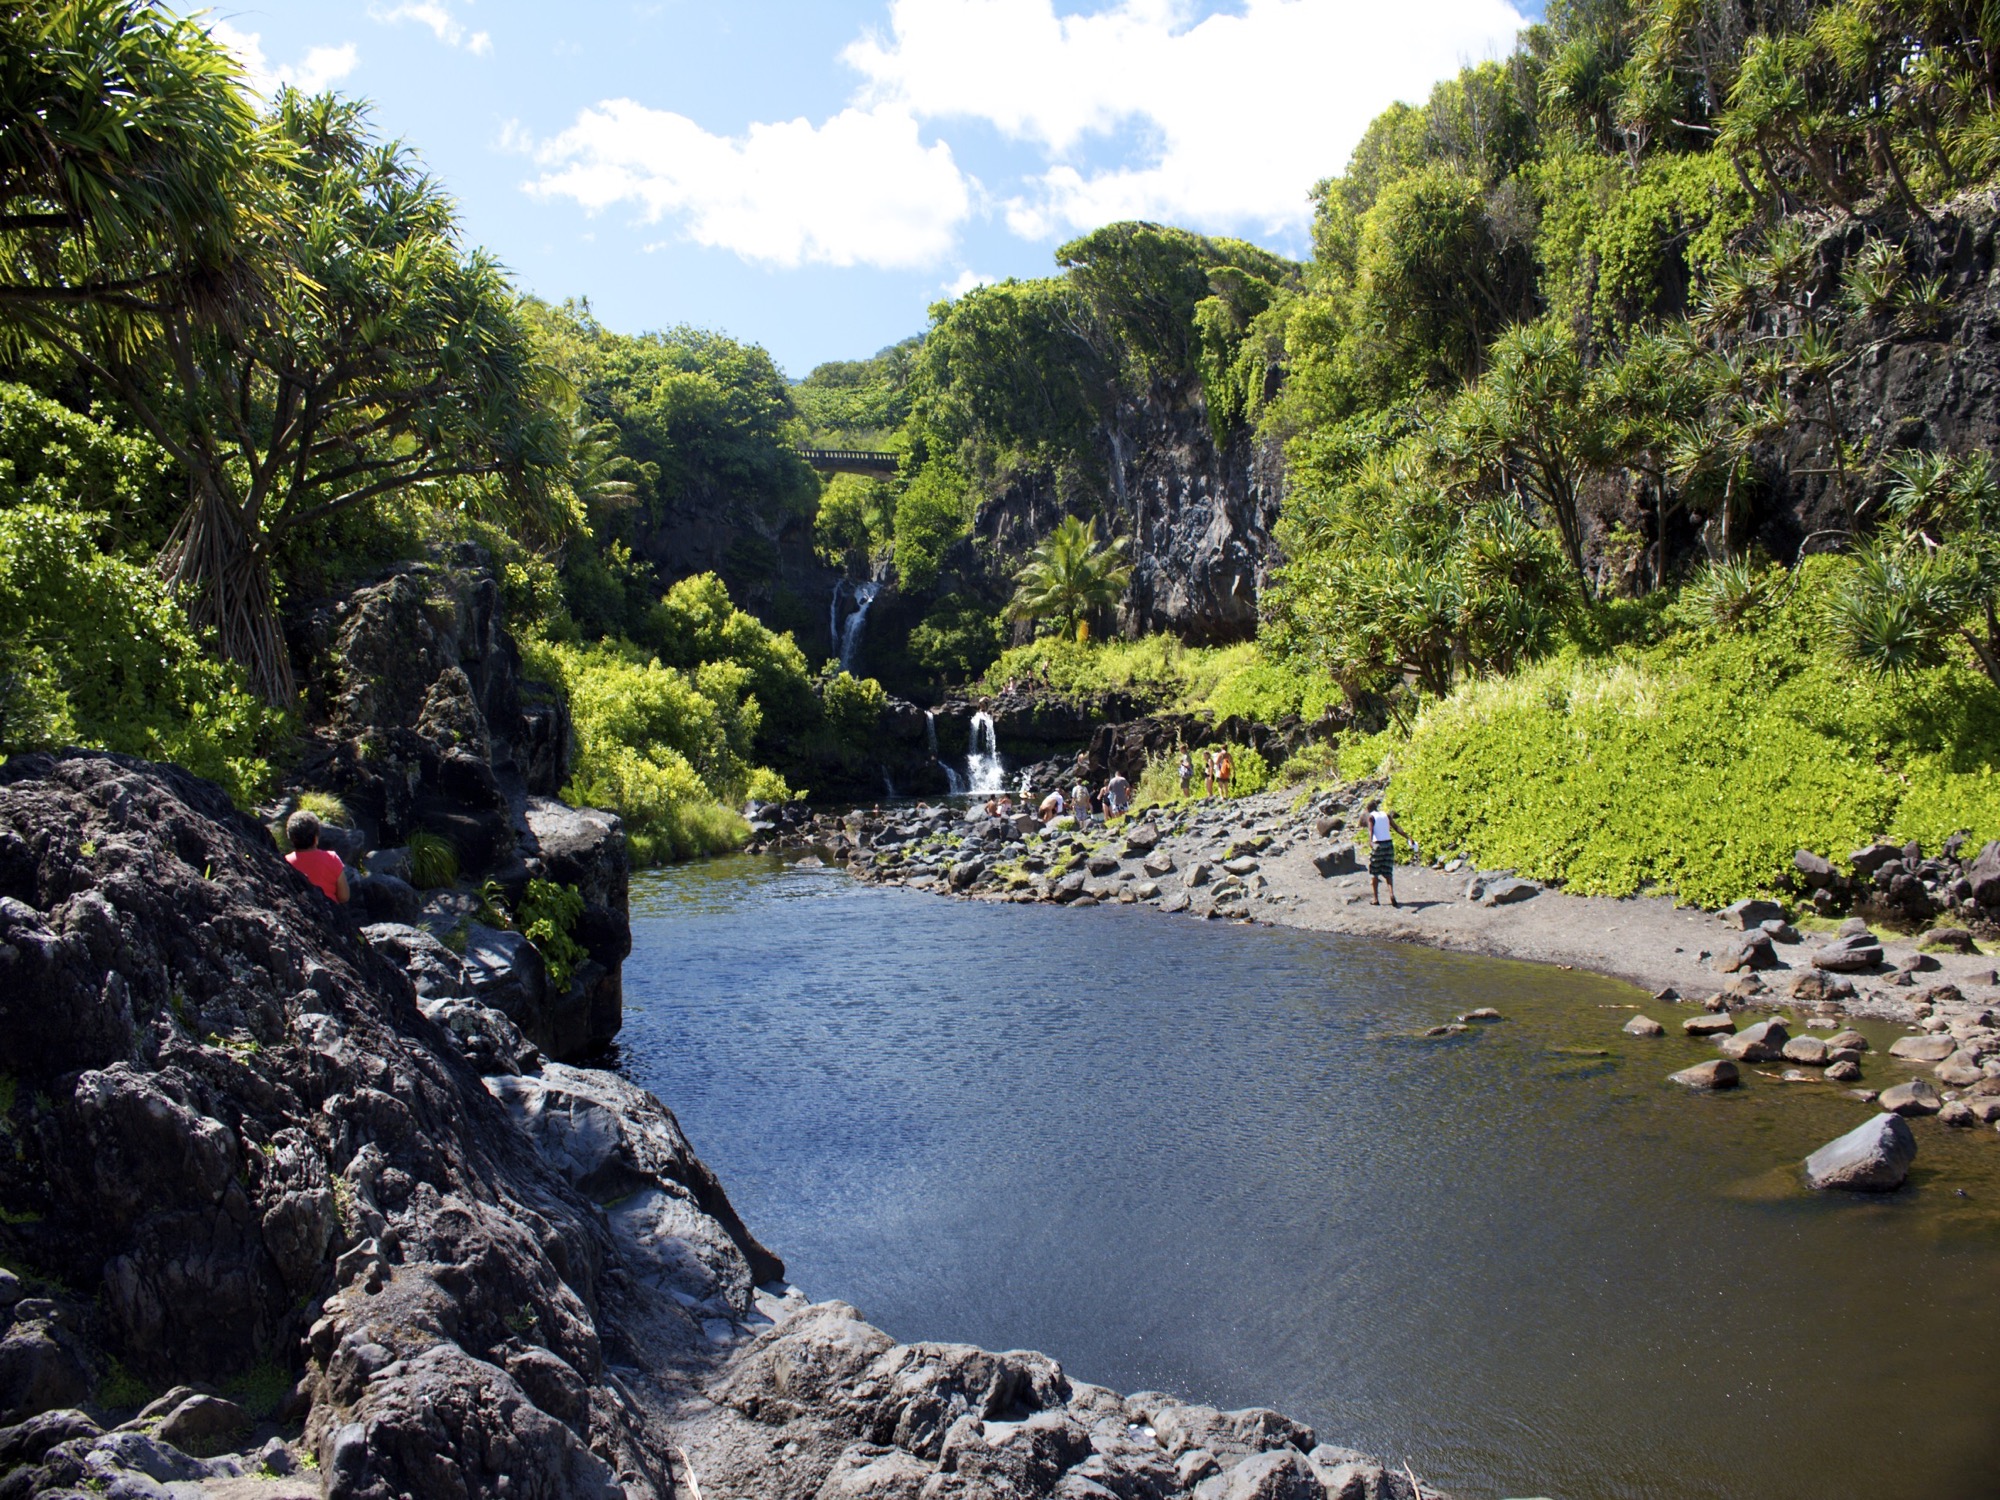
left=1889, top=1034, right=1958, bottom=1062
left=1936, top=1050, right=1987, bottom=1086
left=1121, top=824, right=1160, bottom=856
left=1968, top=840, right=2000, bottom=906
left=1941, top=1100, right=1978, bottom=1127
left=1683, top=1015, right=1737, bottom=1037
left=1143, top=851, right=1177, bottom=877
left=1850, top=843, right=1905, bottom=876
left=1781, top=1036, right=1829, bottom=1065
left=1812, top=933, right=1884, bottom=972
left=1879, top=1079, right=1944, bottom=1116
left=1623, top=1015, right=1666, bottom=1037
left=1086, top=854, right=1121, bottom=877
left=1828, top=1029, right=1870, bottom=1052
left=1804, top=1113, right=1917, bottom=1191
left=1669, top=1060, right=1740, bottom=1089
left=1223, top=857, right=1261, bottom=877
left=1184, top=861, right=1213, bottom=888
left=1719, top=1018, right=1790, bottom=1061
left=1717, top=931, right=1778, bottom=972
left=153, top=1393, right=249, bottom=1451
left=348, top=871, right=422, bottom=925
left=1826, top=1059, right=1864, bottom=1082
left=1480, top=878, right=1541, bottom=907
left=949, top=859, right=986, bottom=891
left=1919, top=925, right=1978, bottom=953
left=1312, top=845, right=1359, bottom=877
left=1793, top=849, right=1838, bottom=888
left=1722, top=898, right=1788, bottom=930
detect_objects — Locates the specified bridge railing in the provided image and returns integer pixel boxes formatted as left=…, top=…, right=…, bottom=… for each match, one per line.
left=797, top=447, right=901, bottom=474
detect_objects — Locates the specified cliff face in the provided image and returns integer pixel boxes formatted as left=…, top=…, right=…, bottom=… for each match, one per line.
left=0, top=753, right=1407, bottom=1500
left=971, top=380, right=1284, bottom=645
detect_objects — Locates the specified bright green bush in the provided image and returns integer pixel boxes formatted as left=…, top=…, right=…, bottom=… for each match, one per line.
left=0, top=507, right=277, bottom=803
left=515, top=878, right=587, bottom=992
left=1368, top=559, right=2000, bottom=906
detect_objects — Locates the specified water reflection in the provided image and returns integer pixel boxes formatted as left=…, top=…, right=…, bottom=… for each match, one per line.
left=621, top=856, right=2000, bottom=1500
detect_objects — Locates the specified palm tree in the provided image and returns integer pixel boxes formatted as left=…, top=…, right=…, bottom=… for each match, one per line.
left=1007, top=515, right=1134, bottom=641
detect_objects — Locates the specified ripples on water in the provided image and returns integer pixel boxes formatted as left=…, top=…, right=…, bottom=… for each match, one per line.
left=618, top=856, right=2000, bottom=1500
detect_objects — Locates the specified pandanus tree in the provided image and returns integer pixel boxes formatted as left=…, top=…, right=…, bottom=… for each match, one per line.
left=1006, top=515, right=1133, bottom=642
left=3, top=6, right=572, bottom=703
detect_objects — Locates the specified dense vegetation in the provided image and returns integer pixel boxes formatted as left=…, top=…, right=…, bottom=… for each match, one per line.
left=0, top=2, right=876, bottom=856
left=16, top=0, right=2000, bottom=897
left=1246, top=0, right=2000, bottom=897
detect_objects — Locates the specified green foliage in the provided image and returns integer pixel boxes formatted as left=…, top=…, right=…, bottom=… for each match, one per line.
left=892, top=458, right=975, bottom=593
left=515, top=878, right=587, bottom=993
left=817, top=667, right=887, bottom=741
left=0, top=506, right=277, bottom=802
left=793, top=339, right=919, bottom=445
left=1368, top=558, right=2000, bottom=906
left=405, top=831, right=460, bottom=890
left=293, top=791, right=351, bottom=828
left=814, top=473, right=896, bottom=570
left=908, top=594, right=1005, bottom=682
left=0, top=383, right=175, bottom=548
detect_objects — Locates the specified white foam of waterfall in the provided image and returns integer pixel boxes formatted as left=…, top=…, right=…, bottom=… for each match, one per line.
left=967, top=711, right=1006, bottom=796
left=833, top=581, right=882, bottom=674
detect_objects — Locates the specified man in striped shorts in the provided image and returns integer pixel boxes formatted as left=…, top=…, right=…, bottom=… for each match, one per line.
left=1364, top=798, right=1414, bottom=908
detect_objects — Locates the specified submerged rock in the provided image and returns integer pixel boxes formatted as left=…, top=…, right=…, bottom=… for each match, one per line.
left=1804, top=1114, right=1917, bottom=1191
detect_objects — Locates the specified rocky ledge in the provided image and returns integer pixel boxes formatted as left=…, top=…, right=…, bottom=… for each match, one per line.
left=0, top=752, right=1417, bottom=1500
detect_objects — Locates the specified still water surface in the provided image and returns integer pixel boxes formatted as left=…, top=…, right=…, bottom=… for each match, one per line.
left=619, top=856, right=2000, bottom=1500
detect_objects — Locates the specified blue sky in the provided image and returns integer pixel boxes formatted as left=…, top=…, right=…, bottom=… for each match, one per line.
left=197, top=1, right=1531, bottom=376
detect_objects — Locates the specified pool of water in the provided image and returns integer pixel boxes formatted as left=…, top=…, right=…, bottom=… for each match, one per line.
left=617, top=856, right=2000, bottom=1500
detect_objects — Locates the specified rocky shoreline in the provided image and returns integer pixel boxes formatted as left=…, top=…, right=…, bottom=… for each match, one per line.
left=790, top=783, right=2000, bottom=1185
left=0, top=751, right=1427, bottom=1500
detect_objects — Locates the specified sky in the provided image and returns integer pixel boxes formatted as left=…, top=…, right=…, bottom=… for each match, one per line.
left=192, top=0, right=1533, bottom=377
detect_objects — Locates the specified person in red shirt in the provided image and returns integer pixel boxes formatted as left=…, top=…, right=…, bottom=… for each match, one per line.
left=285, top=810, right=349, bottom=904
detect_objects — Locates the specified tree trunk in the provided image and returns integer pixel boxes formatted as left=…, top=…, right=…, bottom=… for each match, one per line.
left=158, top=483, right=296, bottom=705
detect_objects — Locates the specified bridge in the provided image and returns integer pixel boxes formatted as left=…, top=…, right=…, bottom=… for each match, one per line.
left=797, top=447, right=900, bottom=476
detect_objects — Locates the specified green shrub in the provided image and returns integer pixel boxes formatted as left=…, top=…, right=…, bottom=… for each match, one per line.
left=406, top=830, right=460, bottom=890
left=293, top=791, right=351, bottom=827
left=0, top=506, right=278, bottom=803
left=1365, top=559, right=2000, bottom=905
left=515, top=878, right=588, bottom=992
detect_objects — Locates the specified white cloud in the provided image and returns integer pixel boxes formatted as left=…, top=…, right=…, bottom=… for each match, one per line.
left=943, top=268, right=997, bottom=297
left=847, top=0, right=1529, bottom=237
left=524, top=101, right=972, bottom=270
left=369, top=2, right=491, bottom=53
left=209, top=21, right=359, bottom=98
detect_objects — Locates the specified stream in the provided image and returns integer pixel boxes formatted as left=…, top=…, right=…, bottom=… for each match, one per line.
left=617, top=854, right=2000, bottom=1500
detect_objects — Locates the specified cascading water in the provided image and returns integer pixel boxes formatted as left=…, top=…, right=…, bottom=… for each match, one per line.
left=967, top=711, right=1006, bottom=796
left=833, top=581, right=881, bottom=675
left=927, top=711, right=967, bottom=796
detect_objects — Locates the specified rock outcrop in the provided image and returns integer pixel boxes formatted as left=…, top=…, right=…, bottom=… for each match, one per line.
left=0, top=752, right=1406, bottom=1500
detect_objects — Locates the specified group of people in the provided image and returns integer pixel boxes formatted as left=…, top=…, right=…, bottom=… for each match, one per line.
left=1174, top=746, right=1235, bottom=799
left=1018, top=768, right=1131, bottom=826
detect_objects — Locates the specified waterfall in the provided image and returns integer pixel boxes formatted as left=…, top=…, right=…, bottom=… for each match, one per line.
left=833, top=581, right=880, bottom=674
left=967, top=711, right=1006, bottom=796
left=925, top=711, right=967, bottom=795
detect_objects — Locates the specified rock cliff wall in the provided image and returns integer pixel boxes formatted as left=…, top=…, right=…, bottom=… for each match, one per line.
left=0, top=753, right=1411, bottom=1500
left=970, top=382, right=1284, bottom=645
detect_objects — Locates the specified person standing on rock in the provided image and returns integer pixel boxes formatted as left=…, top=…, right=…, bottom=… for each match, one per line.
left=1177, top=749, right=1193, bottom=798
left=1203, top=749, right=1218, bottom=798
left=285, top=810, right=349, bottom=905
left=1217, top=747, right=1235, bottom=798
left=1363, top=798, right=1413, bottom=907
left=1105, top=769, right=1130, bottom=818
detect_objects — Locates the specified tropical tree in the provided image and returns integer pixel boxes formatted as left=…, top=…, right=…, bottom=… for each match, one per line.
left=1006, top=515, right=1134, bottom=641
left=0, top=0, right=264, bottom=353
left=31, top=89, right=572, bottom=701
